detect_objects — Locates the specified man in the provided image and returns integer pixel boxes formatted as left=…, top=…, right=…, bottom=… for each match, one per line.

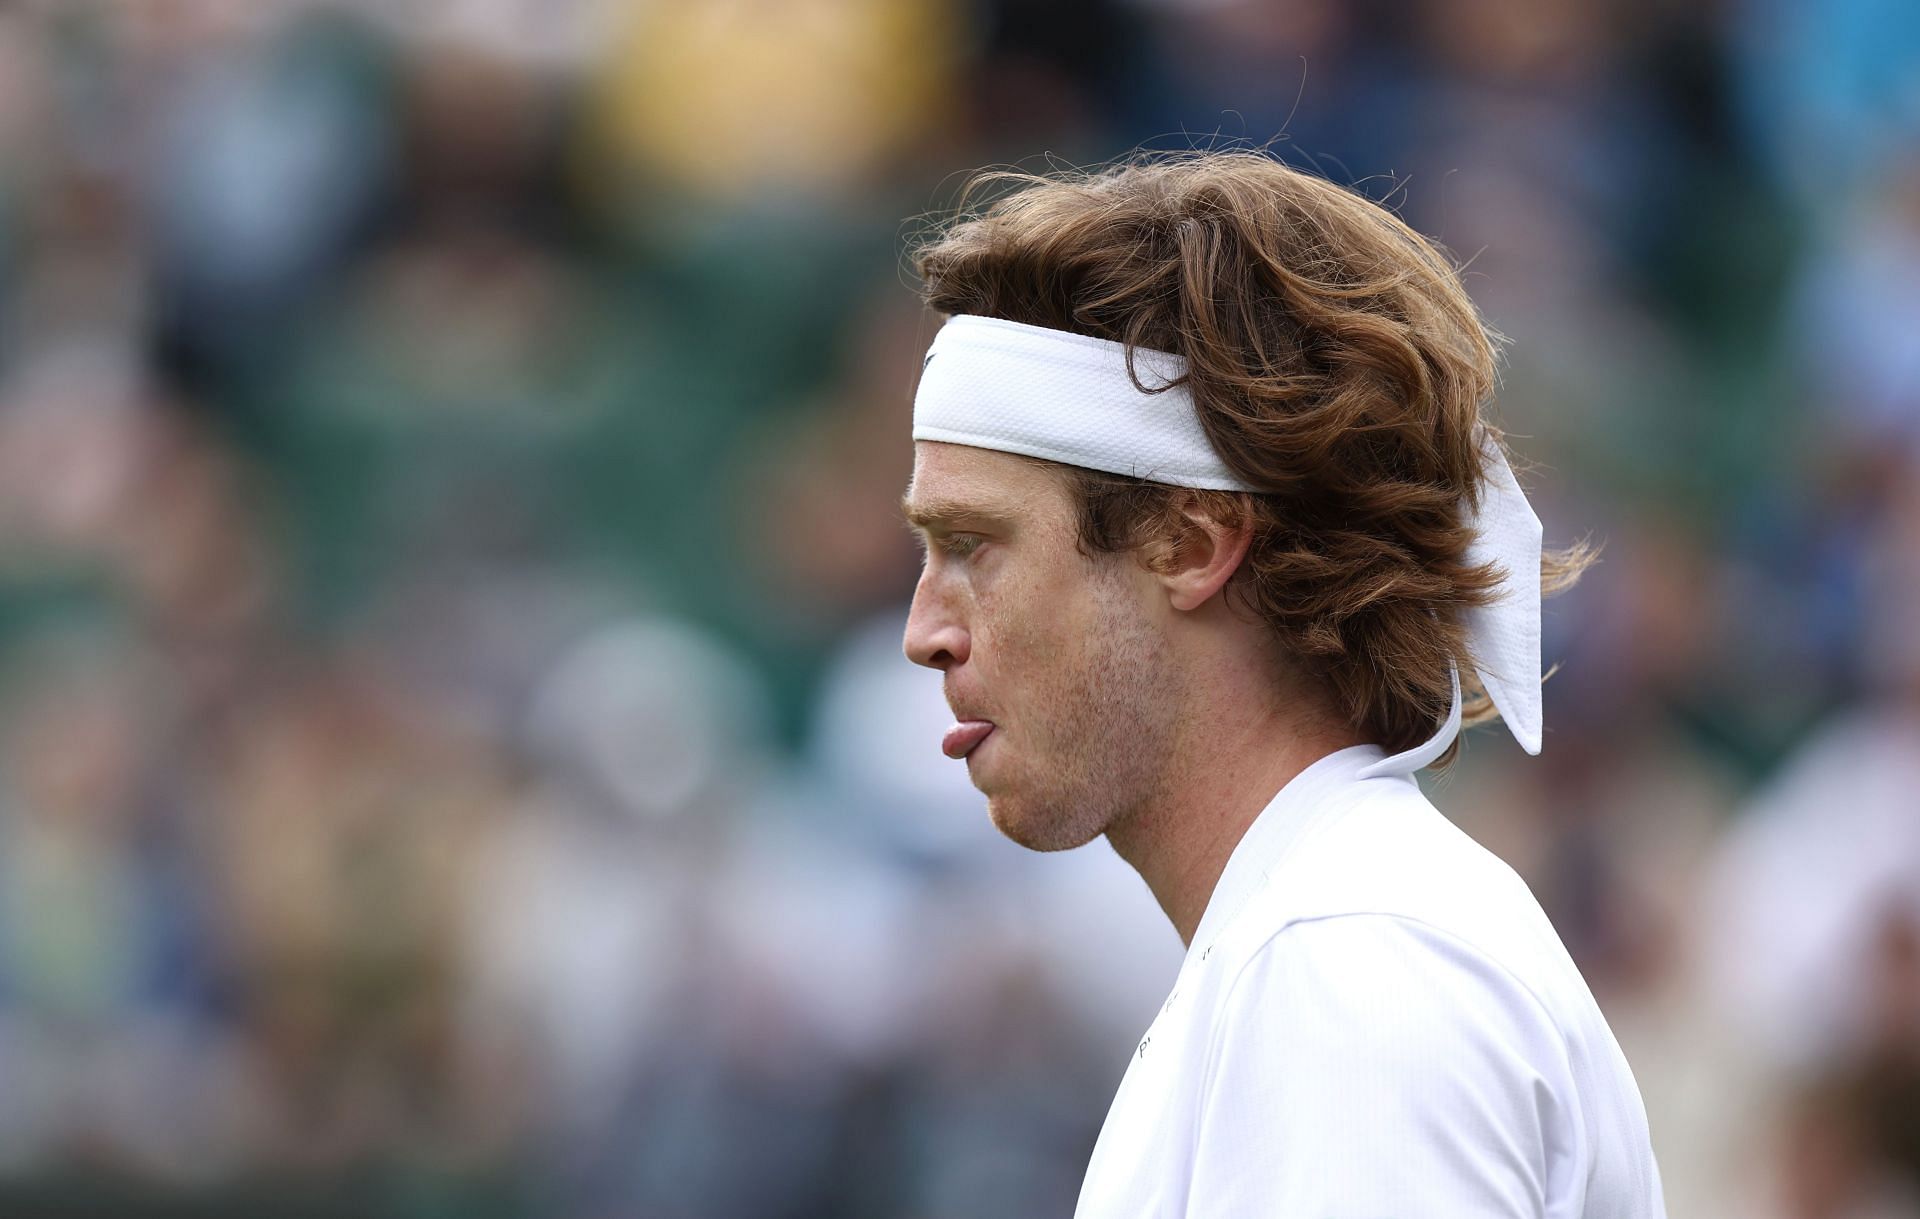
left=899, top=153, right=1667, bottom=1217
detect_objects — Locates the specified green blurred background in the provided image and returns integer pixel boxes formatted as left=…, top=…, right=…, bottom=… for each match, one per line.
left=0, top=0, right=1917, bottom=1215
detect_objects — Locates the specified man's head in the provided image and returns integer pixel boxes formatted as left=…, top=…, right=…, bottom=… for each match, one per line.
left=901, top=151, right=1589, bottom=845
left=902, top=438, right=1297, bottom=850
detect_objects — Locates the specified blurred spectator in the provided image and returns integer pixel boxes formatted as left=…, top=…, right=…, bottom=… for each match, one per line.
left=0, top=628, right=232, bottom=1179
left=1705, top=468, right=1920, bottom=1217
left=584, top=0, right=962, bottom=204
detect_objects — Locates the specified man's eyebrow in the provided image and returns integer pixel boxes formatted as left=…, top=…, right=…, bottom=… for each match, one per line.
left=898, top=492, right=1005, bottom=531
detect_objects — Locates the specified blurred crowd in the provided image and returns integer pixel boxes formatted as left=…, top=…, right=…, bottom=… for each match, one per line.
left=0, top=0, right=1915, bottom=1216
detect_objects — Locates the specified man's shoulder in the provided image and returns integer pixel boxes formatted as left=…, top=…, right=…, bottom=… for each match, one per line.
left=1205, top=910, right=1570, bottom=1077
left=1212, top=780, right=1584, bottom=1028
left=1173, top=906, right=1618, bottom=1219
left=1181, top=821, right=1665, bottom=1219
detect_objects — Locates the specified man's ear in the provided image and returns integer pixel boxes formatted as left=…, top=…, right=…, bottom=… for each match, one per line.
left=1159, top=495, right=1253, bottom=613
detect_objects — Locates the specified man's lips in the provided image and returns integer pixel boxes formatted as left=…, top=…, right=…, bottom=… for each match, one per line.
left=942, top=720, right=995, bottom=759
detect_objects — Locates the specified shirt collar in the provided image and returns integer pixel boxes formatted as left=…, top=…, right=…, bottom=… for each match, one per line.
left=1186, top=743, right=1413, bottom=956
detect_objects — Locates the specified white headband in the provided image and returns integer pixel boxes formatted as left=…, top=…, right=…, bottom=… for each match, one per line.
left=912, top=314, right=1545, bottom=776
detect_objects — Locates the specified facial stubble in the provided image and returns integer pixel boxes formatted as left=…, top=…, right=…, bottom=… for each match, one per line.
left=985, top=562, right=1182, bottom=853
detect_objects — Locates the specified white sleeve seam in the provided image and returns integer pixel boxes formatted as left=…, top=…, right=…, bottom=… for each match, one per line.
left=1191, top=908, right=1575, bottom=1157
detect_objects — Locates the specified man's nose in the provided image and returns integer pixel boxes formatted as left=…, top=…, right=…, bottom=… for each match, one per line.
left=904, top=580, right=969, bottom=671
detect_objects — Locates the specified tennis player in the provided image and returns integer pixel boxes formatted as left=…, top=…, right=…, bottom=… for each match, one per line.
left=900, top=153, right=1667, bottom=1217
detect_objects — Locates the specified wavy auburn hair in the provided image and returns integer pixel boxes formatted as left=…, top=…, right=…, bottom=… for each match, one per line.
left=911, top=151, right=1591, bottom=767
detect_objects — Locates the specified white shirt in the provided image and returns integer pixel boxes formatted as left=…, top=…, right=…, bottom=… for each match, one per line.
left=1075, top=744, right=1667, bottom=1218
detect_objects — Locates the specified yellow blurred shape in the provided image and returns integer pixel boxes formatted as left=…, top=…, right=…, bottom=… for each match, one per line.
left=586, top=0, right=961, bottom=200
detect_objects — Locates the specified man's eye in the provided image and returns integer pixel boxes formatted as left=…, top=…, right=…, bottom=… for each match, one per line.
left=940, top=534, right=983, bottom=558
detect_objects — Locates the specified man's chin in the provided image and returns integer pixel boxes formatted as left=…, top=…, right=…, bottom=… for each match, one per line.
left=985, top=794, right=1104, bottom=853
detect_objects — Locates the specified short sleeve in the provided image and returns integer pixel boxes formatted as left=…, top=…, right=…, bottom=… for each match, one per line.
left=1187, top=914, right=1579, bottom=1218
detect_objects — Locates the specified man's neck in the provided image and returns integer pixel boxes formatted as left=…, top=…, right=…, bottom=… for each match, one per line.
left=1105, top=706, right=1366, bottom=947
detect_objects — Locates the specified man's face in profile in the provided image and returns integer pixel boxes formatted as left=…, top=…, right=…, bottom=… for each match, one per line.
left=902, top=442, right=1181, bottom=851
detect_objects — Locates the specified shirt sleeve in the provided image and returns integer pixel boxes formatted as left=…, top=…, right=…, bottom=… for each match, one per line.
left=1187, top=913, right=1579, bottom=1218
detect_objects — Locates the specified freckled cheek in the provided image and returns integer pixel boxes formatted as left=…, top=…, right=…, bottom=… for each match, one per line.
left=970, top=569, right=1070, bottom=690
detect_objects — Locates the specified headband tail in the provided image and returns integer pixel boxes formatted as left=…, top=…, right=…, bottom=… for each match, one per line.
left=1356, top=439, right=1544, bottom=778
left=1464, top=440, right=1545, bottom=755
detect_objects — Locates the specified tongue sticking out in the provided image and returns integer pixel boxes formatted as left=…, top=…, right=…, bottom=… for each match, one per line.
left=942, top=720, right=995, bottom=759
